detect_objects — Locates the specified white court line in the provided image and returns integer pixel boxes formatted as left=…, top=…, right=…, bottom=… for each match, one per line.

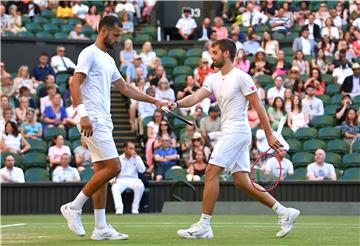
left=0, top=223, right=26, bottom=228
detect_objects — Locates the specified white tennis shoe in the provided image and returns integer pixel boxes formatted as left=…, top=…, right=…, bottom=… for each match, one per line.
left=60, top=202, right=85, bottom=237
left=177, top=222, right=213, bottom=239
left=91, top=224, right=129, bottom=240
left=276, top=208, right=300, bottom=238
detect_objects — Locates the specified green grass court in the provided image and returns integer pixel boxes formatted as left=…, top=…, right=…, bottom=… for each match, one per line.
left=1, top=214, right=359, bottom=246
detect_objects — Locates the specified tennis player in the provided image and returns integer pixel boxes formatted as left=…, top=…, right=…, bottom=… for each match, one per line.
left=168, top=39, right=300, bottom=239
left=60, top=16, right=165, bottom=240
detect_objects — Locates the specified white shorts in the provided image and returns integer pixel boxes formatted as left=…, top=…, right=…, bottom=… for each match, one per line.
left=77, top=117, right=118, bottom=163
left=209, top=132, right=252, bottom=173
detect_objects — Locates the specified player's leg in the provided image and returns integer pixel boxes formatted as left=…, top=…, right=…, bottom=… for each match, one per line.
left=232, top=171, right=300, bottom=238
left=177, top=164, right=223, bottom=239
left=111, top=179, right=129, bottom=215
left=128, top=179, right=145, bottom=214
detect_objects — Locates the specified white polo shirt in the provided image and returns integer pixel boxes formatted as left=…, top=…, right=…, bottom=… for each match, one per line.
left=116, top=154, right=146, bottom=179
left=0, top=167, right=25, bottom=183
left=176, top=16, right=197, bottom=35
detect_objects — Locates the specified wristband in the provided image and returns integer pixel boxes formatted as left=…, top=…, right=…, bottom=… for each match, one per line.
left=77, top=104, right=88, bottom=118
left=175, top=101, right=179, bottom=108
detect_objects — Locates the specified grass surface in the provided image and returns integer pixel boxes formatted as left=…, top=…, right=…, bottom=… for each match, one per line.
left=1, top=214, right=359, bottom=246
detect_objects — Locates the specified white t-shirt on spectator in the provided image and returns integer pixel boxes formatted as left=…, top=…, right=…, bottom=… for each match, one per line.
left=2, top=134, right=21, bottom=152
left=176, top=16, right=197, bottom=35
left=48, top=145, right=71, bottom=163
left=115, top=3, right=135, bottom=13
left=72, top=4, right=89, bottom=19
left=52, top=166, right=80, bottom=182
left=301, top=97, right=324, bottom=120
left=140, top=51, right=156, bottom=67
left=332, top=66, right=353, bottom=85
left=301, top=37, right=311, bottom=56
left=267, top=87, right=285, bottom=101
left=75, top=44, right=121, bottom=122
left=0, top=166, right=25, bottom=183
left=306, top=162, right=336, bottom=180
left=265, top=157, right=294, bottom=178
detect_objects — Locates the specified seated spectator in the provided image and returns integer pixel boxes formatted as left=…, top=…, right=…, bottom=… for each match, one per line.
left=137, top=87, right=157, bottom=135
left=334, top=40, right=356, bottom=62
left=311, top=48, right=329, bottom=74
left=328, top=9, right=342, bottom=30
left=154, top=136, right=178, bottom=181
left=179, top=124, right=195, bottom=162
left=56, top=1, right=73, bottom=19
left=52, top=153, right=80, bottom=182
left=13, top=65, right=35, bottom=94
left=153, top=119, right=177, bottom=150
left=242, top=2, right=268, bottom=27
left=85, top=5, right=100, bottom=30
left=38, top=74, right=55, bottom=98
left=352, top=31, right=360, bottom=57
left=68, top=24, right=89, bottom=40
left=212, top=16, right=228, bottom=40
left=0, top=72, right=17, bottom=107
left=0, top=5, right=10, bottom=34
left=115, top=0, right=135, bottom=22
left=126, top=56, right=148, bottom=83
left=272, top=50, right=290, bottom=78
left=307, top=149, right=336, bottom=181
left=7, top=4, right=26, bottom=34
left=288, top=95, right=309, bottom=132
left=283, top=66, right=301, bottom=89
left=15, top=96, right=34, bottom=124
left=340, top=63, right=360, bottom=96
left=194, top=58, right=213, bottom=86
left=119, top=11, right=134, bottom=35
left=332, top=53, right=353, bottom=85
left=31, top=52, right=55, bottom=84
left=187, top=149, right=208, bottom=181
left=265, top=147, right=293, bottom=180
left=200, top=106, right=221, bottom=147
left=292, top=50, right=310, bottom=75
left=187, top=132, right=211, bottom=166
left=234, top=49, right=250, bottom=73
left=72, top=0, right=89, bottom=20
left=50, top=46, right=76, bottom=74
left=42, top=94, right=68, bottom=129
left=40, top=83, right=64, bottom=114
left=155, top=78, right=175, bottom=102
left=269, top=7, right=291, bottom=35
left=0, top=154, right=25, bottom=183
left=267, top=97, right=287, bottom=130
left=267, top=76, right=285, bottom=106
left=202, top=41, right=213, bottom=65
left=120, top=39, right=137, bottom=70
left=339, top=108, right=360, bottom=143
left=177, top=75, right=199, bottom=101
left=142, top=0, right=156, bottom=23
left=48, top=134, right=71, bottom=169
left=301, top=85, right=324, bottom=120
left=304, top=67, right=325, bottom=96
left=293, top=79, right=305, bottom=99
left=149, top=65, right=167, bottom=87
left=145, top=110, right=163, bottom=168
left=74, top=137, right=92, bottom=172
left=243, top=29, right=260, bottom=56
left=65, top=103, right=79, bottom=128
left=261, top=31, right=279, bottom=58
left=111, top=142, right=145, bottom=215
left=1, top=105, right=15, bottom=133
left=336, top=94, right=352, bottom=125
left=318, top=35, right=335, bottom=57
left=249, top=48, right=272, bottom=77
left=292, top=27, right=316, bottom=56
left=140, top=41, right=156, bottom=68
left=176, top=8, right=197, bottom=40
left=304, top=13, right=321, bottom=41
left=1, top=121, right=30, bottom=154
left=321, top=17, right=340, bottom=40
left=196, top=17, right=212, bottom=41
left=247, top=104, right=260, bottom=129
left=284, top=88, right=293, bottom=113
left=20, top=109, right=42, bottom=139
left=316, top=3, right=330, bottom=28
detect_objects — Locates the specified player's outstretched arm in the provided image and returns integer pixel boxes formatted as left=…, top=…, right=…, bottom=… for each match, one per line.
left=247, top=92, right=282, bottom=152
left=113, top=77, right=166, bottom=109
left=168, top=87, right=211, bottom=110
left=70, top=72, right=93, bottom=137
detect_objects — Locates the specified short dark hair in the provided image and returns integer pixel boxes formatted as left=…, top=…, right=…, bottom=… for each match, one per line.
left=40, top=52, right=48, bottom=57
left=123, top=141, right=134, bottom=148
left=211, top=39, right=237, bottom=62
left=98, top=15, right=122, bottom=32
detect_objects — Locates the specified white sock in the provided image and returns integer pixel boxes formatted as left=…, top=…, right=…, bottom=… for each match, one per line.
left=70, top=191, right=89, bottom=210
left=94, top=209, right=107, bottom=230
left=199, top=213, right=212, bottom=227
left=272, top=202, right=287, bottom=216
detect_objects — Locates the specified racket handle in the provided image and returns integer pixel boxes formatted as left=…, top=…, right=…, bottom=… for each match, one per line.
left=276, top=116, right=286, bottom=136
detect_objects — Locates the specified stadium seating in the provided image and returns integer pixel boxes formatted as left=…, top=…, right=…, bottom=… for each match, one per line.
left=318, top=127, right=341, bottom=140
left=294, top=127, right=317, bottom=141
left=80, top=167, right=94, bottom=181
left=352, top=140, right=360, bottom=153
left=340, top=167, right=360, bottom=181
left=154, top=48, right=167, bottom=57
left=22, top=152, right=48, bottom=170
left=281, top=127, right=294, bottom=139
left=302, top=139, right=326, bottom=153
left=25, top=167, right=50, bottom=182
left=310, top=115, right=334, bottom=128
left=284, top=167, right=307, bottom=181
left=43, top=127, right=67, bottom=141
left=184, top=57, right=200, bottom=68
left=286, top=139, right=302, bottom=155
left=26, top=139, right=48, bottom=154
left=325, top=152, right=342, bottom=168
left=172, top=65, right=192, bottom=77
left=164, top=168, right=187, bottom=181
left=186, top=48, right=203, bottom=58
left=292, top=152, right=314, bottom=168
left=68, top=127, right=81, bottom=142
left=342, top=153, right=360, bottom=169
left=326, top=139, right=350, bottom=155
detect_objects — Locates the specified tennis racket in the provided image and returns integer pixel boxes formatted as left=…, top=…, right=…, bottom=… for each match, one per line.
left=249, top=116, right=286, bottom=192
left=161, top=106, right=199, bottom=128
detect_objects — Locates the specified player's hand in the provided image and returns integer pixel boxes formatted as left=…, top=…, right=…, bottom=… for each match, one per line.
left=167, top=101, right=177, bottom=110
left=154, top=99, right=167, bottom=110
left=80, top=116, right=93, bottom=137
left=267, top=134, right=282, bottom=153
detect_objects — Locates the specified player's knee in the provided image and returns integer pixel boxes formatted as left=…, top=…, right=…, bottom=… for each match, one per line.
left=111, top=165, right=121, bottom=177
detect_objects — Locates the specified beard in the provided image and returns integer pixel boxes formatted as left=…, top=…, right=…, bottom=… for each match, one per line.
left=212, top=57, right=225, bottom=68
left=104, top=36, right=115, bottom=49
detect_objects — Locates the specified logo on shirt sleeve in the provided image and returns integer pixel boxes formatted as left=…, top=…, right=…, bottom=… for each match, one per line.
left=250, top=86, right=256, bottom=91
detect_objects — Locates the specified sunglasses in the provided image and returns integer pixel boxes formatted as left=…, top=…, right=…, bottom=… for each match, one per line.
left=160, top=123, right=168, bottom=126
left=192, top=138, right=201, bottom=141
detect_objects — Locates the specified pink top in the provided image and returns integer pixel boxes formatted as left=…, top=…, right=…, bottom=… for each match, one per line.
left=85, top=14, right=101, bottom=29
left=212, top=26, right=228, bottom=39
left=235, top=60, right=250, bottom=73
left=48, top=145, right=71, bottom=163
left=352, top=41, right=360, bottom=57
